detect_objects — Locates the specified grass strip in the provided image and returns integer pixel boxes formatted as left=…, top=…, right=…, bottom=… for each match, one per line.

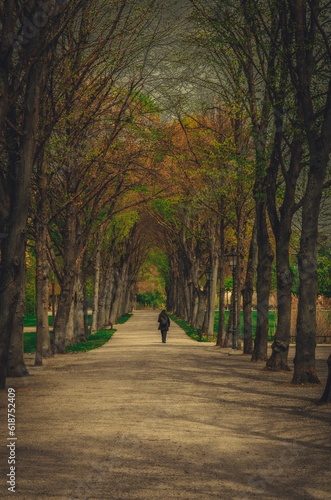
left=115, top=313, right=133, bottom=324
left=66, top=328, right=115, bottom=352
left=24, top=313, right=133, bottom=354
left=168, top=313, right=211, bottom=342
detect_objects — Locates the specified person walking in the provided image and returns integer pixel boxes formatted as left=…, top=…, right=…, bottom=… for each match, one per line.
left=158, top=309, right=170, bottom=343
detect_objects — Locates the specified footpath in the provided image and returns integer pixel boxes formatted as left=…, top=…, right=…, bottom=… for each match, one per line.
left=0, top=310, right=330, bottom=500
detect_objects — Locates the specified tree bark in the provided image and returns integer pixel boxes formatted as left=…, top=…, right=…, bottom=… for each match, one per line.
left=91, top=245, right=101, bottom=334
left=223, top=290, right=233, bottom=348
left=216, top=218, right=226, bottom=346
left=252, top=201, right=274, bottom=362
left=35, top=239, right=52, bottom=365
left=51, top=201, right=82, bottom=352
left=35, top=166, right=52, bottom=365
left=290, top=0, right=331, bottom=384
left=292, top=199, right=322, bottom=384
left=0, top=57, right=41, bottom=388
left=318, top=355, right=331, bottom=405
left=73, top=273, right=85, bottom=342
left=242, top=217, right=257, bottom=355
left=266, top=238, right=293, bottom=371
left=7, top=275, right=29, bottom=378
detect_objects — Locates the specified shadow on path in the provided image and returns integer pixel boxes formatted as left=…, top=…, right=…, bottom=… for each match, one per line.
left=0, top=311, right=330, bottom=499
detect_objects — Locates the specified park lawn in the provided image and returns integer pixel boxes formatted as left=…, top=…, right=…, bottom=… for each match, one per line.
left=23, top=329, right=115, bottom=354
left=65, top=328, right=115, bottom=352
left=24, top=315, right=53, bottom=327
left=23, top=313, right=132, bottom=354
left=170, top=310, right=277, bottom=342
left=24, top=314, right=94, bottom=327
left=214, top=310, right=277, bottom=341
left=168, top=313, right=210, bottom=342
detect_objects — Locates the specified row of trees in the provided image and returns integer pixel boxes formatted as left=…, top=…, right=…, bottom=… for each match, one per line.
left=0, top=0, right=182, bottom=388
left=0, top=0, right=330, bottom=391
left=179, top=0, right=331, bottom=383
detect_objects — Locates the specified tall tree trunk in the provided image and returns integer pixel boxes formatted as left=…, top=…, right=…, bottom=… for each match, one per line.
left=52, top=204, right=79, bottom=353
left=206, top=224, right=219, bottom=339
left=242, top=217, right=257, bottom=355
left=73, top=273, right=85, bottom=342
left=266, top=238, right=293, bottom=371
left=252, top=201, right=274, bottom=362
left=266, top=125, right=303, bottom=370
left=0, top=60, right=40, bottom=388
left=109, top=269, right=124, bottom=324
left=196, top=288, right=207, bottom=332
left=290, top=0, right=331, bottom=384
left=7, top=273, right=29, bottom=377
left=207, top=256, right=218, bottom=339
left=224, top=290, right=234, bottom=348
left=318, top=355, right=331, bottom=405
left=35, top=166, right=52, bottom=365
left=216, top=218, right=226, bottom=346
left=97, top=256, right=109, bottom=329
left=91, top=245, right=101, bottom=334
left=35, top=232, right=52, bottom=365
left=52, top=263, right=76, bottom=353
left=105, top=269, right=115, bottom=327
left=292, top=166, right=324, bottom=384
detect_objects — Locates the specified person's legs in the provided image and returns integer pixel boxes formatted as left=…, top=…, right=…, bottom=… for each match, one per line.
left=161, top=330, right=167, bottom=343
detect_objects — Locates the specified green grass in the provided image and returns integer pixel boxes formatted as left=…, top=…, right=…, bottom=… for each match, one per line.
left=167, top=310, right=278, bottom=343
left=24, top=314, right=92, bottom=327
left=24, top=333, right=42, bottom=354
left=66, top=328, right=115, bottom=352
left=23, top=312, right=132, bottom=354
left=168, top=313, right=211, bottom=342
left=24, top=315, right=53, bottom=327
left=115, top=313, right=133, bottom=324
left=214, top=310, right=277, bottom=341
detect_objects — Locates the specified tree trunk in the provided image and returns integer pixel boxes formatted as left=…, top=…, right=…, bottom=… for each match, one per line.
left=195, top=288, right=207, bottom=331
left=7, top=275, right=29, bottom=377
left=266, top=238, right=293, bottom=371
left=105, top=269, right=115, bottom=327
left=318, top=355, right=331, bottom=405
left=216, top=218, right=226, bottom=346
left=52, top=203, right=80, bottom=353
left=242, top=217, right=257, bottom=355
left=252, top=201, right=274, bottom=362
left=52, top=264, right=76, bottom=353
left=0, top=59, right=40, bottom=388
left=292, top=197, right=322, bottom=384
left=97, top=256, right=109, bottom=329
left=73, top=273, right=85, bottom=342
left=109, top=268, right=125, bottom=324
left=35, top=240, right=52, bottom=365
left=223, top=291, right=233, bottom=348
left=216, top=273, right=226, bottom=346
left=265, top=122, right=303, bottom=370
left=35, top=178, right=52, bottom=365
left=206, top=248, right=219, bottom=339
left=91, top=245, right=101, bottom=334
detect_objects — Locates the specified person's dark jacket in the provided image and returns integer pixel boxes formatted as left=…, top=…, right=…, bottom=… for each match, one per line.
left=158, top=310, right=170, bottom=331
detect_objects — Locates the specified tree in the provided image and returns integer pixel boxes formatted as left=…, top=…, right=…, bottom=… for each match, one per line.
left=188, top=0, right=275, bottom=359
left=286, top=0, right=331, bottom=384
left=318, top=355, right=331, bottom=404
left=0, top=0, right=85, bottom=389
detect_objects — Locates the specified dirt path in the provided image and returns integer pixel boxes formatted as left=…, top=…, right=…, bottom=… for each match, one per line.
left=1, top=310, right=330, bottom=499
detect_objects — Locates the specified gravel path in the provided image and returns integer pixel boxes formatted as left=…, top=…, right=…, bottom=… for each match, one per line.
left=1, top=310, right=330, bottom=499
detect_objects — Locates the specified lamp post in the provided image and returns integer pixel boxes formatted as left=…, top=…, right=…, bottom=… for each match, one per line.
left=205, top=266, right=213, bottom=282
left=226, top=247, right=238, bottom=350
